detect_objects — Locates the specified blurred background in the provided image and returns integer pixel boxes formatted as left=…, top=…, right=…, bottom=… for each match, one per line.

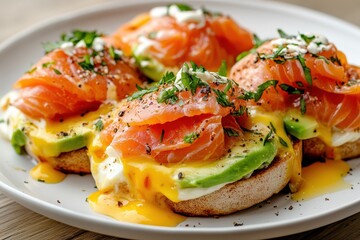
left=0, top=0, right=359, bottom=43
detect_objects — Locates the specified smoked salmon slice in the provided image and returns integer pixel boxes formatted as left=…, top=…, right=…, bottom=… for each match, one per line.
left=111, top=4, right=253, bottom=78
left=101, top=63, right=244, bottom=164
left=230, top=31, right=360, bottom=130
left=12, top=31, right=143, bottom=120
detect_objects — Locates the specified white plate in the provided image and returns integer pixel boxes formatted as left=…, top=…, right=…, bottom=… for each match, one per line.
left=0, top=0, right=359, bottom=239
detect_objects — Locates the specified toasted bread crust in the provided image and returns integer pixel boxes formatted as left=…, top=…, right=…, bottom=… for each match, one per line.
left=303, top=138, right=360, bottom=160
left=165, top=142, right=301, bottom=217
left=40, top=148, right=91, bottom=174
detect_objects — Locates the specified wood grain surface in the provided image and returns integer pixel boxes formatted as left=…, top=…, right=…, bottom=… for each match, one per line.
left=0, top=0, right=359, bottom=239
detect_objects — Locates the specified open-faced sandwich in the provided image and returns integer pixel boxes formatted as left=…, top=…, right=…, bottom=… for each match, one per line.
left=230, top=30, right=360, bottom=162
left=0, top=30, right=144, bottom=176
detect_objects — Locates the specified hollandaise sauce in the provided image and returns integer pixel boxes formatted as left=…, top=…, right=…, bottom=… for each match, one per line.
left=30, top=162, right=66, bottom=183
left=87, top=191, right=185, bottom=226
left=292, top=159, right=351, bottom=201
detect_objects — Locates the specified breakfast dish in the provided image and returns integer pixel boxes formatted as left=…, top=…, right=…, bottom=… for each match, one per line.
left=0, top=1, right=359, bottom=239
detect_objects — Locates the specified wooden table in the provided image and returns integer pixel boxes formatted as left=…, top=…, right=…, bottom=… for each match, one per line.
left=0, top=0, right=359, bottom=239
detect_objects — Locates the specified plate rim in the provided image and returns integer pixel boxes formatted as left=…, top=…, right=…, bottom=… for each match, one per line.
left=0, top=0, right=359, bottom=239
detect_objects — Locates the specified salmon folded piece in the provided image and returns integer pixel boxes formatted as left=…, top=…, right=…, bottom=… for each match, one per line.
left=101, top=63, right=245, bottom=164
left=110, top=4, right=254, bottom=80
left=230, top=31, right=360, bottom=131
left=13, top=30, right=143, bottom=120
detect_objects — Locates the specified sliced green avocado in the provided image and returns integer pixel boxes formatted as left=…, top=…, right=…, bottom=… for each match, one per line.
left=11, top=129, right=27, bottom=154
left=284, top=111, right=319, bottom=140
left=175, top=129, right=278, bottom=189
left=133, top=51, right=179, bottom=81
left=30, top=128, right=92, bottom=157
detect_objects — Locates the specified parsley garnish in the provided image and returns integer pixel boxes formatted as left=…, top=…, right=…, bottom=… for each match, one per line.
left=109, top=46, right=121, bottom=61
left=78, top=54, right=94, bottom=71
left=279, top=83, right=304, bottom=95
left=236, top=34, right=266, bottom=62
left=184, top=132, right=200, bottom=143
left=279, top=137, right=288, bottom=147
left=224, top=128, right=240, bottom=137
left=127, top=85, right=159, bottom=101
left=263, top=128, right=274, bottom=146
left=169, top=3, right=193, bottom=11
left=94, top=119, right=104, bottom=131
left=157, top=87, right=179, bottom=104
left=26, top=67, right=37, bottom=74
left=53, top=68, right=62, bottom=75
left=240, top=80, right=278, bottom=102
left=231, top=105, right=246, bottom=116
left=42, top=30, right=102, bottom=53
left=62, top=30, right=100, bottom=48
left=277, top=29, right=294, bottom=39
left=300, top=95, right=306, bottom=115
left=299, top=34, right=315, bottom=44
left=297, top=55, right=312, bottom=85
left=218, top=60, right=227, bottom=77
left=213, top=89, right=234, bottom=107
left=42, top=61, right=55, bottom=68
left=159, top=72, right=176, bottom=85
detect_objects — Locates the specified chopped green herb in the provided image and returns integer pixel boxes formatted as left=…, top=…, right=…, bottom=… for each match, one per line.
left=94, top=119, right=104, bottom=131
left=224, top=128, right=240, bottom=137
left=109, top=46, right=120, bottom=61
left=297, top=55, right=312, bottom=85
left=62, top=30, right=101, bottom=48
left=213, top=89, right=234, bottom=107
left=269, top=122, right=276, bottom=133
left=218, top=60, right=227, bottom=77
left=277, top=29, right=294, bottom=39
left=279, top=137, right=289, bottom=147
left=300, top=95, right=306, bottom=115
left=279, top=83, right=304, bottom=95
left=42, top=61, right=55, bottom=68
left=236, top=51, right=251, bottom=61
left=190, top=61, right=205, bottom=73
left=78, top=54, right=94, bottom=71
left=299, top=34, right=315, bottom=44
left=27, top=67, right=37, bottom=74
left=159, top=72, right=176, bottom=85
left=231, top=106, right=246, bottom=116
left=160, top=129, right=165, bottom=143
left=263, top=128, right=273, bottom=145
left=181, top=71, right=203, bottom=95
left=127, top=85, right=158, bottom=101
left=236, top=34, right=265, bottom=62
left=169, top=3, right=193, bottom=11
left=157, top=87, right=178, bottom=104
left=11, top=129, right=27, bottom=154
left=240, top=80, right=278, bottom=102
left=184, top=132, right=200, bottom=144
left=53, top=68, right=62, bottom=75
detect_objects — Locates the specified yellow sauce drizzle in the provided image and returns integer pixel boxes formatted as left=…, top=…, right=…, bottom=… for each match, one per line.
left=292, top=159, right=351, bottom=201
left=88, top=191, right=185, bottom=226
left=30, top=162, right=66, bottom=183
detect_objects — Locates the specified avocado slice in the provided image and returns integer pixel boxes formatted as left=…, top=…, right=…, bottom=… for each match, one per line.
left=284, top=111, right=319, bottom=140
left=133, top=51, right=179, bottom=81
left=175, top=128, right=278, bottom=189
left=30, top=128, right=92, bottom=157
